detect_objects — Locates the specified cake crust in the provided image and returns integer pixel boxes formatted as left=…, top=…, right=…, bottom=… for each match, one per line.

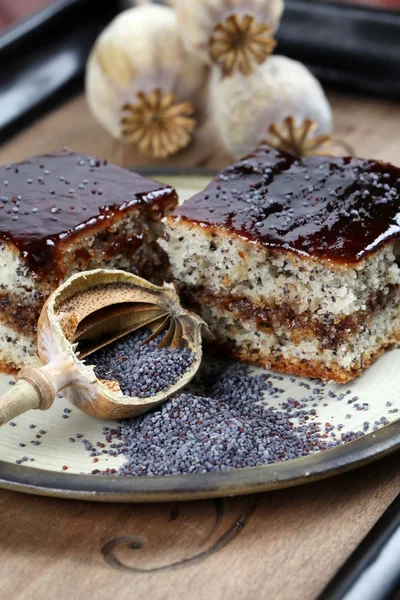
left=215, top=337, right=400, bottom=384
left=0, top=150, right=177, bottom=276
left=172, top=145, right=400, bottom=265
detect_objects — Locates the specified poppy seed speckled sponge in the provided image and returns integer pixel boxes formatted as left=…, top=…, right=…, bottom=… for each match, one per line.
left=161, top=145, right=400, bottom=383
left=0, top=150, right=177, bottom=371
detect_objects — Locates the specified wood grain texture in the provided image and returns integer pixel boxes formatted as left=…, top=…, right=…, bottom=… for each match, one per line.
left=0, top=89, right=400, bottom=600
left=0, top=95, right=231, bottom=169
left=0, top=456, right=399, bottom=600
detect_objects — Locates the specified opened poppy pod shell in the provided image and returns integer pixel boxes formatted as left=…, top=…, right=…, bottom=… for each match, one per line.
left=0, top=270, right=211, bottom=425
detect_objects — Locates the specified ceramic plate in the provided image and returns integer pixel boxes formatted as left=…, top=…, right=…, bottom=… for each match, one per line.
left=0, top=173, right=399, bottom=503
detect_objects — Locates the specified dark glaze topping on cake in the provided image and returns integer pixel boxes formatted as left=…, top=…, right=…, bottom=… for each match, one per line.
left=0, top=150, right=177, bottom=273
left=173, top=145, right=400, bottom=264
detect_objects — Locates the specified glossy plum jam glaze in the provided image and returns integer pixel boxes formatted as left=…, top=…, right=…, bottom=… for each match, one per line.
left=0, top=150, right=177, bottom=274
left=173, top=145, right=400, bottom=264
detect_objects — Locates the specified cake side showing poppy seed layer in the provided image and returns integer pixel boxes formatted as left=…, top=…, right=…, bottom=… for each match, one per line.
left=196, top=300, right=400, bottom=383
left=0, top=150, right=178, bottom=372
left=162, top=146, right=400, bottom=382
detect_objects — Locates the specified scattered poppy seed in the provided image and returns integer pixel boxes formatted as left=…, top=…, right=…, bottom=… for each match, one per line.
left=89, top=360, right=354, bottom=477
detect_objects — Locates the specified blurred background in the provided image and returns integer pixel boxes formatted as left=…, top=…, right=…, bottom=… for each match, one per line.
left=0, top=0, right=399, bottom=168
left=0, top=0, right=51, bottom=30
left=0, top=0, right=398, bottom=30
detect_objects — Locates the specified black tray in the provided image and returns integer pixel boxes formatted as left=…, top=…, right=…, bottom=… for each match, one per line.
left=0, top=0, right=129, bottom=143
left=277, top=0, right=400, bottom=100
left=0, top=0, right=399, bottom=144
left=318, top=491, right=400, bottom=600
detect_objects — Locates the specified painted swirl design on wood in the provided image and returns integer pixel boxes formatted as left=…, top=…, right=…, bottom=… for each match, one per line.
left=101, top=496, right=258, bottom=572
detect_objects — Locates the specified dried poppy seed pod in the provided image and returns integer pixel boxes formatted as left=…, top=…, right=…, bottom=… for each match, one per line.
left=85, top=5, right=208, bottom=159
left=175, top=0, right=283, bottom=76
left=0, top=270, right=211, bottom=425
left=210, top=55, right=333, bottom=159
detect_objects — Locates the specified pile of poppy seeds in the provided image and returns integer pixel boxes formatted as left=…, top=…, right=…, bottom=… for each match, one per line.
left=10, top=336, right=399, bottom=471
left=99, top=363, right=330, bottom=476
left=90, top=329, right=195, bottom=398
left=82, top=335, right=375, bottom=476
left=9, top=329, right=397, bottom=475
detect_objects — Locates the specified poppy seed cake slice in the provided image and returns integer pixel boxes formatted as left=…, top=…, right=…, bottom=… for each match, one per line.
left=0, top=150, right=177, bottom=371
left=161, top=145, right=400, bottom=383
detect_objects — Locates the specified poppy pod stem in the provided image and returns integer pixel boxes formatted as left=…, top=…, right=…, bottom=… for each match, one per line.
left=0, top=353, right=78, bottom=426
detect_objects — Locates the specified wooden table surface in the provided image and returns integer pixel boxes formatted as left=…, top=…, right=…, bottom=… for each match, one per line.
left=0, top=91, right=400, bottom=600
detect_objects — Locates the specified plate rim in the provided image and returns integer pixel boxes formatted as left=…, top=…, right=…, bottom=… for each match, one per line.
left=0, top=417, right=399, bottom=502
left=0, top=168, right=398, bottom=502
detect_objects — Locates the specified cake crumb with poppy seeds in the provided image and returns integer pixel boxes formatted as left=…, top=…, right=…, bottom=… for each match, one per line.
left=162, top=145, right=400, bottom=383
